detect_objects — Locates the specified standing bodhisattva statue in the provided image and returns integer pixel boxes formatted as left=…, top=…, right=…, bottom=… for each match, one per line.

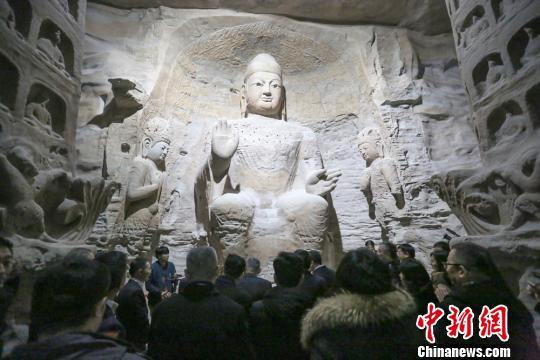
left=195, top=53, right=341, bottom=263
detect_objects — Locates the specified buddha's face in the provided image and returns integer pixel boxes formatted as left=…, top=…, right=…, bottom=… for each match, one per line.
left=245, top=71, right=283, bottom=117
left=358, top=141, right=380, bottom=163
left=146, top=141, right=169, bottom=163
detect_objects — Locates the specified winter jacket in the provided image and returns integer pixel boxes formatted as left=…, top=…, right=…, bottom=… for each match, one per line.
left=10, top=332, right=147, bottom=359
left=301, top=289, right=422, bottom=359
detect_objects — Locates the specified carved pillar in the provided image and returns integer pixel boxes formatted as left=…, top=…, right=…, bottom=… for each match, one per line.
left=436, top=0, right=540, bottom=339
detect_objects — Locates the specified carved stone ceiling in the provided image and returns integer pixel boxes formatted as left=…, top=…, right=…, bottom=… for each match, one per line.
left=87, top=0, right=452, bottom=35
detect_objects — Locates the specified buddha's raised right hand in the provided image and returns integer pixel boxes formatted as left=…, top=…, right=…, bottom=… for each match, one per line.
left=211, top=120, right=239, bottom=160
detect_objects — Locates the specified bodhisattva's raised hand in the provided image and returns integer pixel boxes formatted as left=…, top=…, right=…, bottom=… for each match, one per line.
left=305, top=168, right=342, bottom=197
left=211, top=120, right=239, bottom=160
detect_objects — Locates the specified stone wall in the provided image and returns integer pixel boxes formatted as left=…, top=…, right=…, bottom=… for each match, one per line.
left=433, top=0, right=540, bottom=340
left=80, top=4, right=475, bottom=269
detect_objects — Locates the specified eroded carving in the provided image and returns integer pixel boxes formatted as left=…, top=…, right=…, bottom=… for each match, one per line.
left=357, top=127, right=405, bottom=241
left=24, top=84, right=66, bottom=138
left=112, top=117, right=170, bottom=256
left=460, top=8, right=489, bottom=48
left=36, top=29, right=65, bottom=71
left=473, top=54, right=505, bottom=97
left=0, top=53, right=18, bottom=111
left=0, top=0, right=15, bottom=32
left=0, top=136, right=116, bottom=268
left=195, top=54, right=341, bottom=261
left=486, top=102, right=529, bottom=149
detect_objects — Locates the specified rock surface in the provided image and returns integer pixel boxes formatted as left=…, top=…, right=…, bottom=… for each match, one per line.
left=81, top=4, right=474, bottom=269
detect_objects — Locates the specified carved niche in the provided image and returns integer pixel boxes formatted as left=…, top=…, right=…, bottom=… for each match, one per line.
left=24, top=83, right=66, bottom=139
left=36, top=20, right=74, bottom=76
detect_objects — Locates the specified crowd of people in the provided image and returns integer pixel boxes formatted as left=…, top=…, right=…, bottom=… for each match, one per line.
left=0, top=236, right=539, bottom=359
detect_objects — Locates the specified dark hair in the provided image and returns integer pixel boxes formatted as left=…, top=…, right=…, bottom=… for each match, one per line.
left=66, top=247, right=94, bottom=260
left=294, top=249, right=311, bottom=270
left=224, top=254, right=246, bottom=279
left=378, top=242, right=398, bottom=261
left=430, top=249, right=448, bottom=272
left=246, top=257, right=261, bottom=271
left=397, top=244, right=415, bottom=258
left=155, top=246, right=169, bottom=258
left=30, top=258, right=110, bottom=337
left=336, top=249, right=394, bottom=295
left=433, top=241, right=450, bottom=252
left=365, top=240, right=375, bottom=247
left=451, top=243, right=509, bottom=290
left=0, top=237, right=13, bottom=253
left=273, top=252, right=304, bottom=287
left=308, top=250, right=322, bottom=265
left=399, top=259, right=431, bottom=294
left=129, top=257, right=149, bottom=277
left=95, top=251, right=128, bottom=292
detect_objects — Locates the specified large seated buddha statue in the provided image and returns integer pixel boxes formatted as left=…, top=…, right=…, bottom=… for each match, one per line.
left=195, top=54, right=341, bottom=263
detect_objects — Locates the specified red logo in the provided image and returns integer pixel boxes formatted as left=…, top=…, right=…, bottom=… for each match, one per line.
left=479, top=305, right=509, bottom=342
left=416, top=302, right=444, bottom=344
left=417, top=304, right=509, bottom=343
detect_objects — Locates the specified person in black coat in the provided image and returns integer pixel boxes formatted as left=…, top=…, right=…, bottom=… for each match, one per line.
left=398, top=258, right=438, bottom=313
left=12, top=258, right=146, bottom=359
left=237, top=257, right=272, bottom=302
left=435, top=243, right=540, bottom=359
left=215, top=254, right=252, bottom=311
left=294, top=249, right=326, bottom=299
left=96, top=250, right=128, bottom=340
left=301, top=249, right=422, bottom=360
left=309, top=250, right=335, bottom=289
left=148, top=246, right=255, bottom=360
left=250, top=252, right=314, bottom=360
left=117, top=257, right=151, bottom=352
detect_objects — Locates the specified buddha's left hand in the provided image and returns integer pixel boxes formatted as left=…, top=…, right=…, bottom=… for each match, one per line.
left=305, top=169, right=342, bottom=196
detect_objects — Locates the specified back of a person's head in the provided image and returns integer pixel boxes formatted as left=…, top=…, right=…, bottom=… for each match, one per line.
left=365, top=240, right=375, bottom=247
left=399, top=259, right=430, bottom=292
left=451, top=243, right=507, bottom=286
left=246, top=257, right=261, bottom=273
left=433, top=241, right=450, bottom=252
left=294, top=249, right=311, bottom=271
left=430, top=249, right=448, bottom=272
left=397, top=244, right=415, bottom=258
left=95, top=251, right=128, bottom=292
left=155, top=246, right=169, bottom=258
left=66, top=247, right=95, bottom=261
left=308, top=250, right=322, bottom=265
left=378, top=242, right=398, bottom=261
left=224, top=254, right=246, bottom=279
left=336, top=249, right=394, bottom=295
left=31, top=258, right=110, bottom=337
left=274, top=252, right=304, bottom=287
left=186, top=246, right=218, bottom=281
left=129, top=256, right=149, bottom=277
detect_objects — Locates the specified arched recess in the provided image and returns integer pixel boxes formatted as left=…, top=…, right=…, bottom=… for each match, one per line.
left=460, top=5, right=486, bottom=31
left=486, top=100, right=526, bottom=148
left=26, top=83, right=66, bottom=136
left=0, top=52, right=19, bottom=111
left=526, top=83, right=540, bottom=129
left=472, top=53, right=504, bottom=97
left=37, top=20, right=74, bottom=76
left=7, top=0, right=31, bottom=39
left=507, top=17, right=540, bottom=71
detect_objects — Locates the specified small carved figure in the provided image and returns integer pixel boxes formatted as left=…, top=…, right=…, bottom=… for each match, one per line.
left=492, top=112, right=528, bottom=146
left=499, top=0, right=516, bottom=20
left=0, top=0, right=15, bottom=32
left=464, top=15, right=489, bottom=48
left=36, top=30, right=65, bottom=70
left=485, top=59, right=505, bottom=86
left=25, top=98, right=52, bottom=127
left=357, top=127, right=404, bottom=241
left=115, top=117, right=170, bottom=256
left=522, top=27, right=540, bottom=66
